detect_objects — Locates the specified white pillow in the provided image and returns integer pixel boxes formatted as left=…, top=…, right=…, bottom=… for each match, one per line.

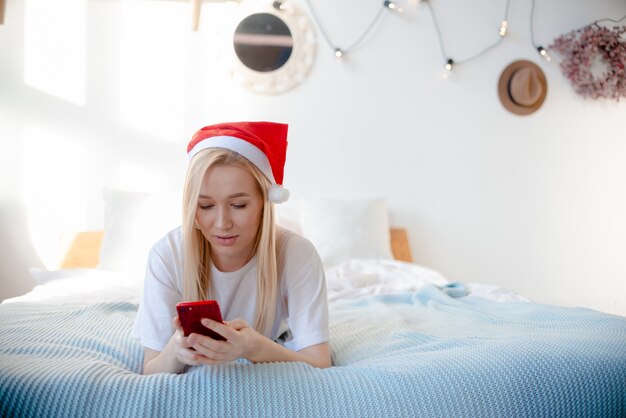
left=299, top=197, right=393, bottom=268
left=98, top=188, right=182, bottom=276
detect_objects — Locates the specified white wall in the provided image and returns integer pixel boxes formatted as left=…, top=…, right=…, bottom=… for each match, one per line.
left=1, top=0, right=625, bottom=315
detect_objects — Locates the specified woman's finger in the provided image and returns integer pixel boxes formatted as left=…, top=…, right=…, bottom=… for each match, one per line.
left=189, top=334, right=231, bottom=355
left=172, top=316, right=183, bottom=330
left=188, top=332, right=240, bottom=362
left=175, top=346, right=203, bottom=366
left=190, top=341, right=234, bottom=363
left=174, top=329, right=196, bottom=349
left=201, top=318, right=242, bottom=341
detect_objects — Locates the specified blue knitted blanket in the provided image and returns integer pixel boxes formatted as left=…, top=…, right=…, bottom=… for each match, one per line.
left=1, top=285, right=625, bottom=417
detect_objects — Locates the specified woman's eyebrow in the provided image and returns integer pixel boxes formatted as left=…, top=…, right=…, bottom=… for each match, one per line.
left=197, top=192, right=250, bottom=199
left=228, top=192, right=250, bottom=198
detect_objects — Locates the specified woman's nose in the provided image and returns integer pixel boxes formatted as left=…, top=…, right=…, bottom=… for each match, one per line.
left=214, top=207, right=232, bottom=229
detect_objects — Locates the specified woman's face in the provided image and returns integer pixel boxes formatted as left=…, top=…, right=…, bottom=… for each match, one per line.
left=195, top=164, right=264, bottom=272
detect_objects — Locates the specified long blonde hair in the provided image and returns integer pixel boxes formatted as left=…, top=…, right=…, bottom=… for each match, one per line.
left=182, top=148, right=278, bottom=336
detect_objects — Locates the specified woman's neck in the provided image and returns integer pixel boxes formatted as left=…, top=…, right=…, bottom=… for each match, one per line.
left=211, top=250, right=255, bottom=273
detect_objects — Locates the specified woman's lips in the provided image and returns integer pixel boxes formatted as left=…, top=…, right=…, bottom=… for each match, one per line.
left=213, top=235, right=238, bottom=246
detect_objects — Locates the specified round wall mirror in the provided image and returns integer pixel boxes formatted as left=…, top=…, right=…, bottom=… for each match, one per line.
left=234, top=13, right=293, bottom=73
left=230, top=3, right=316, bottom=94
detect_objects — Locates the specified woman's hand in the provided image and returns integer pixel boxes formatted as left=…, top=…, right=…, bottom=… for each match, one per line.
left=193, top=318, right=331, bottom=368
left=170, top=316, right=208, bottom=366
left=141, top=317, right=196, bottom=374
left=142, top=317, right=269, bottom=373
left=178, top=318, right=263, bottom=366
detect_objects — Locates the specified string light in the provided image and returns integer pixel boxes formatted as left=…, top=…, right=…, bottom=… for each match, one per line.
left=302, top=0, right=401, bottom=60
left=291, top=0, right=622, bottom=77
left=529, top=0, right=551, bottom=62
left=425, top=0, right=512, bottom=76
left=384, top=1, right=403, bottom=13
left=537, top=46, right=551, bottom=62
left=499, top=20, right=508, bottom=37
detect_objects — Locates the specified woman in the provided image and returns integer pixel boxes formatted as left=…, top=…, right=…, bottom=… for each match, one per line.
left=132, top=122, right=331, bottom=374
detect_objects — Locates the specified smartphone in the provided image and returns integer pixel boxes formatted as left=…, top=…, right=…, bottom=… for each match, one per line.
left=176, top=300, right=226, bottom=340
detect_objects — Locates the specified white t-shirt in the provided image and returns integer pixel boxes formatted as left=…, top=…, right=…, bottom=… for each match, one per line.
left=131, top=226, right=329, bottom=353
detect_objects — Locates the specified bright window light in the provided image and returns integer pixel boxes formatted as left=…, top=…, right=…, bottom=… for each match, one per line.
left=23, top=0, right=86, bottom=106
left=113, top=161, right=165, bottom=192
left=118, top=1, right=187, bottom=141
left=21, top=125, right=88, bottom=269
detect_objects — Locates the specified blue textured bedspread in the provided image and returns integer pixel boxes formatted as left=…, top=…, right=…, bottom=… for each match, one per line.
left=1, top=285, right=625, bottom=417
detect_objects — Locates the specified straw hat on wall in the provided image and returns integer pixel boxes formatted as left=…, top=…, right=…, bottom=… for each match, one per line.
left=498, top=60, right=548, bottom=115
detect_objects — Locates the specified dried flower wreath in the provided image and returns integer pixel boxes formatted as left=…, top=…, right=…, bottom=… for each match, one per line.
left=550, top=22, right=626, bottom=101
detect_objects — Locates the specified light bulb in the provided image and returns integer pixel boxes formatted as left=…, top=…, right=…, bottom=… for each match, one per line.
left=272, top=1, right=286, bottom=10
left=384, top=1, right=404, bottom=12
left=440, top=59, right=453, bottom=79
left=499, top=20, right=508, bottom=37
left=537, top=46, right=552, bottom=62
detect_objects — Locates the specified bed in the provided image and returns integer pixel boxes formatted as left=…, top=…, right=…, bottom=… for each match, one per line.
left=1, top=192, right=625, bottom=417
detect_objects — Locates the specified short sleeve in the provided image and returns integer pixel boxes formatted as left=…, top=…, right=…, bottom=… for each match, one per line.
left=278, top=230, right=329, bottom=352
left=131, top=229, right=183, bottom=351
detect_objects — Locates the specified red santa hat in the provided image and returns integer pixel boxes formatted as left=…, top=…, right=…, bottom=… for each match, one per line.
left=187, top=121, right=290, bottom=203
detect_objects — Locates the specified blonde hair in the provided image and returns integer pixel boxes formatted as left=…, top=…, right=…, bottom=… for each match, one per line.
left=182, top=148, right=278, bottom=336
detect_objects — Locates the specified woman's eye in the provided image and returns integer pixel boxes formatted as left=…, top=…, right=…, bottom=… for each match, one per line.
left=199, top=204, right=214, bottom=210
left=232, top=204, right=247, bottom=209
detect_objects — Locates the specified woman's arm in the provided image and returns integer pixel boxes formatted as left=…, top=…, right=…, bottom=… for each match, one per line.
left=143, top=337, right=186, bottom=375
left=142, top=317, right=206, bottom=375
left=250, top=339, right=332, bottom=369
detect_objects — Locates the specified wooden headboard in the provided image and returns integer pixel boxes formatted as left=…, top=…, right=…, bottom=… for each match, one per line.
left=61, top=228, right=413, bottom=268
left=389, top=228, right=412, bottom=263
left=60, top=231, right=104, bottom=268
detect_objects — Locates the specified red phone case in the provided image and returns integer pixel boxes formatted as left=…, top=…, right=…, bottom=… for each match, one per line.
left=176, top=300, right=226, bottom=340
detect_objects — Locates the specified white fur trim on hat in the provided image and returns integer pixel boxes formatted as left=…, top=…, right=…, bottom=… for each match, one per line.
left=188, top=135, right=290, bottom=203
left=268, top=185, right=290, bottom=204
left=188, top=136, right=277, bottom=184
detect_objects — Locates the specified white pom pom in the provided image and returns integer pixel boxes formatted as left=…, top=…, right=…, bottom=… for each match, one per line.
left=268, top=185, right=290, bottom=204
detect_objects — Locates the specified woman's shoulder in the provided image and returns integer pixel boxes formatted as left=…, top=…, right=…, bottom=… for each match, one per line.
left=277, top=225, right=310, bottom=248
left=150, top=226, right=184, bottom=259
left=276, top=226, right=320, bottom=263
left=275, top=227, right=324, bottom=290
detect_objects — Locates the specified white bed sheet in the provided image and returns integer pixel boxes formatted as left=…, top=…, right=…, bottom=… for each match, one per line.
left=3, top=268, right=142, bottom=305
left=325, top=259, right=529, bottom=303
left=3, top=259, right=528, bottom=305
